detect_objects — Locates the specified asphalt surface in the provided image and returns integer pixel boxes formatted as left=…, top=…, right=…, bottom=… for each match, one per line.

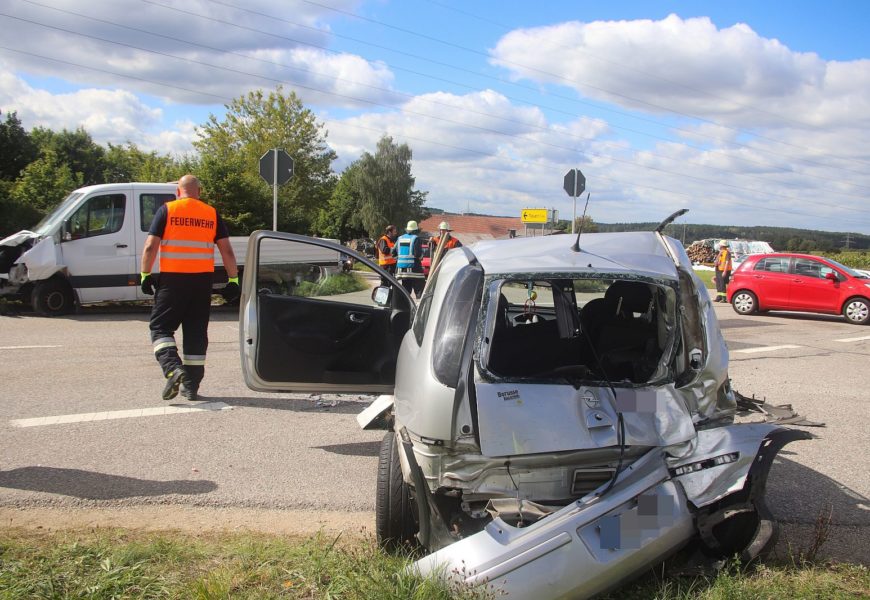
left=0, top=295, right=867, bottom=563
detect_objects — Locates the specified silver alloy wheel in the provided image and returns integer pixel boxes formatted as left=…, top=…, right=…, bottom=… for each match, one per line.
left=732, top=292, right=756, bottom=314
left=844, top=298, right=870, bottom=324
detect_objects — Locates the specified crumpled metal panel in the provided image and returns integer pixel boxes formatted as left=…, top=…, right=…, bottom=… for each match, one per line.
left=470, top=232, right=680, bottom=277
left=475, top=383, right=696, bottom=456
left=17, top=236, right=61, bottom=283
left=412, top=449, right=695, bottom=600
left=669, top=423, right=779, bottom=508
left=0, top=230, right=38, bottom=248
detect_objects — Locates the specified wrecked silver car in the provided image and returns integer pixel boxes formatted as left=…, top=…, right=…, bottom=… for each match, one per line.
left=239, top=225, right=810, bottom=599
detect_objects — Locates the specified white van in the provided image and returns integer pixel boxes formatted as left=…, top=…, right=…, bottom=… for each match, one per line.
left=0, top=182, right=340, bottom=315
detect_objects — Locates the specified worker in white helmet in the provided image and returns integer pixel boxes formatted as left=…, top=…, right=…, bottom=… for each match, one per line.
left=392, top=220, right=425, bottom=298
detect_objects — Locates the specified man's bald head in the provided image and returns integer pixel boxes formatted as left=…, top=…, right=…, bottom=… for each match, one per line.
left=177, top=174, right=201, bottom=198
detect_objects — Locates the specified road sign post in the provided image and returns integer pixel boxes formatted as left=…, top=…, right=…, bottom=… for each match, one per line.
left=563, top=169, right=586, bottom=234
left=259, top=149, right=295, bottom=231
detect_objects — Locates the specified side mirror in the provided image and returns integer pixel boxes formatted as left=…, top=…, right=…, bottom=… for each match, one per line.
left=372, top=285, right=392, bottom=307
left=61, top=221, right=72, bottom=241
left=825, top=272, right=838, bottom=282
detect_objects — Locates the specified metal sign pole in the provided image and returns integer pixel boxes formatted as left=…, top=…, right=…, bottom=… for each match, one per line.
left=572, top=170, right=578, bottom=234
left=272, top=148, right=278, bottom=231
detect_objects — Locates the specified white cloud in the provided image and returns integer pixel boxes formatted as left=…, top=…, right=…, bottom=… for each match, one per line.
left=0, top=0, right=394, bottom=107
left=490, top=14, right=870, bottom=130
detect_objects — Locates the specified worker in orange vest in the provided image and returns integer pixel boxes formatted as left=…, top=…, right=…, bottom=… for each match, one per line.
left=376, top=224, right=398, bottom=275
left=140, top=174, right=238, bottom=401
left=714, top=240, right=733, bottom=303
left=429, top=221, right=462, bottom=273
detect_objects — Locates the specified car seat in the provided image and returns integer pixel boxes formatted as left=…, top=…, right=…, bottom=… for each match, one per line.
left=594, top=281, right=659, bottom=382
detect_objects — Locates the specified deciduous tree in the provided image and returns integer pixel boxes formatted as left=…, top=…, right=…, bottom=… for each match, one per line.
left=355, top=136, right=427, bottom=237
left=194, top=87, right=337, bottom=234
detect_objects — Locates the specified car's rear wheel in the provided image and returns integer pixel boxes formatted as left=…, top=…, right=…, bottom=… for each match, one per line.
left=731, top=290, right=757, bottom=315
left=376, top=432, right=417, bottom=550
left=843, top=297, right=870, bottom=325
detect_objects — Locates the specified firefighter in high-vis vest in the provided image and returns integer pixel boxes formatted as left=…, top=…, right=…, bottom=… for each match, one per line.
left=429, top=221, right=462, bottom=254
left=376, top=224, right=398, bottom=275
left=392, top=220, right=425, bottom=298
left=140, top=174, right=238, bottom=401
left=714, top=239, right=733, bottom=303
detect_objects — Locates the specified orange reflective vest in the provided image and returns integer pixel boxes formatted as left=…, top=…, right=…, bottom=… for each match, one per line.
left=432, top=235, right=459, bottom=250
left=377, top=235, right=397, bottom=266
left=159, top=198, right=218, bottom=273
left=716, top=249, right=732, bottom=273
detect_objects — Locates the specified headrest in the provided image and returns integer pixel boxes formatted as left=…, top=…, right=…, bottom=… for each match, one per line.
left=604, top=281, right=653, bottom=315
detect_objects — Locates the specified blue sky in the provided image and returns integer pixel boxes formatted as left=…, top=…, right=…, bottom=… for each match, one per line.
left=2, top=0, right=870, bottom=235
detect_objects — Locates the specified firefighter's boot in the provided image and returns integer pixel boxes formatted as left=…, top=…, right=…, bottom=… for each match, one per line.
left=162, top=368, right=185, bottom=400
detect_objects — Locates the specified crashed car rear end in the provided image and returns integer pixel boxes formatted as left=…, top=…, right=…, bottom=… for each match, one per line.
left=238, top=226, right=811, bottom=600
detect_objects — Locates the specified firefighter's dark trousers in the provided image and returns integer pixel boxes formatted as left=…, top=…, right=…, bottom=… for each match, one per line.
left=149, top=272, right=213, bottom=390
left=714, top=269, right=730, bottom=302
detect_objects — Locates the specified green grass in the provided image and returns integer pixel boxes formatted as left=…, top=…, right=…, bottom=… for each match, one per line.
left=601, top=559, right=870, bottom=600
left=293, top=272, right=369, bottom=297
left=693, top=268, right=715, bottom=289
left=0, top=528, right=493, bottom=600
left=1, top=528, right=866, bottom=600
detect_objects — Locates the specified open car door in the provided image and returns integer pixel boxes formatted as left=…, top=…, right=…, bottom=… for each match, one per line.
left=239, top=231, right=415, bottom=394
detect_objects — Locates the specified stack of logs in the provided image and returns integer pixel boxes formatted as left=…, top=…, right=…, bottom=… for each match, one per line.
left=685, top=241, right=716, bottom=264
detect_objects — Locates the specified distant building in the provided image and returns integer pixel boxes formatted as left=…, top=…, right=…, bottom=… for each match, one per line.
left=419, top=214, right=523, bottom=246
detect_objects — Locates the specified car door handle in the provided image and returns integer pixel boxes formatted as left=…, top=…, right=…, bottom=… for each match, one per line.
left=115, top=243, right=128, bottom=248
left=347, top=312, right=369, bottom=324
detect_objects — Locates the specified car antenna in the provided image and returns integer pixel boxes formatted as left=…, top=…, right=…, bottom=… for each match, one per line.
left=570, top=192, right=591, bottom=252
left=655, top=208, right=688, bottom=233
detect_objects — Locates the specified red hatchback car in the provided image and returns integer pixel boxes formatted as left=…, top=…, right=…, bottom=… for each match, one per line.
left=727, top=253, right=870, bottom=324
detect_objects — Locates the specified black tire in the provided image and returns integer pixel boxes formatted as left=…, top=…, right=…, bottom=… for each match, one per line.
left=842, top=297, right=870, bottom=325
left=731, top=290, right=757, bottom=315
left=31, top=278, right=75, bottom=316
left=375, top=432, right=417, bottom=550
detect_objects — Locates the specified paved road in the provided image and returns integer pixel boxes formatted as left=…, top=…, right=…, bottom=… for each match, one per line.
left=0, top=298, right=867, bottom=562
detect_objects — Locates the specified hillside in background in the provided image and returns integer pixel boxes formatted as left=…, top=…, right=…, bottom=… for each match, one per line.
left=582, top=222, right=868, bottom=251
left=428, top=207, right=869, bottom=251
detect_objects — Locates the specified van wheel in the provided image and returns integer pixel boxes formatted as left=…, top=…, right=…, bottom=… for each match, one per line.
left=31, top=278, right=75, bottom=316
left=843, top=297, right=870, bottom=325
left=376, top=432, right=417, bottom=550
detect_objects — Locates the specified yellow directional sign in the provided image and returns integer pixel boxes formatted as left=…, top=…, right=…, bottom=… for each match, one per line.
left=521, top=208, right=548, bottom=223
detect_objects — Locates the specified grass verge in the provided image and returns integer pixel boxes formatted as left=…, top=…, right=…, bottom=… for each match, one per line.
left=1, top=528, right=867, bottom=599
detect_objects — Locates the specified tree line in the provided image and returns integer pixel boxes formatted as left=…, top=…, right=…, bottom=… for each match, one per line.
left=0, top=87, right=428, bottom=240
left=555, top=219, right=869, bottom=252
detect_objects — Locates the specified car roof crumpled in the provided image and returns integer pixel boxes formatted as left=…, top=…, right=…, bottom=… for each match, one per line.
left=469, top=231, right=679, bottom=279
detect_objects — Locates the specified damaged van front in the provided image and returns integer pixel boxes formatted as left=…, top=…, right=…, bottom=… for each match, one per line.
left=238, top=226, right=811, bottom=599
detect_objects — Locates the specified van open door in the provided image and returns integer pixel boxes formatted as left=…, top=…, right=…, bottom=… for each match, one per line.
left=239, top=231, right=415, bottom=394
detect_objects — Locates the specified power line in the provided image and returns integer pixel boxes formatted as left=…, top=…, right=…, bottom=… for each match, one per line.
left=288, top=0, right=870, bottom=170
left=6, top=10, right=870, bottom=217
left=150, top=0, right=870, bottom=179
left=4, top=43, right=866, bottom=228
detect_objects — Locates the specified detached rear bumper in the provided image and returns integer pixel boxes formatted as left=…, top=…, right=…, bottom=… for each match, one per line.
left=413, top=424, right=811, bottom=600
left=414, top=450, right=694, bottom=599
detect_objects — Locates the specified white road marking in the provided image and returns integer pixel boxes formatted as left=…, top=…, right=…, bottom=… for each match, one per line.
left=0, top=345, right=62, bottom=350
left=9, top=402, right=232, bottom=428
left=833, top=335, right=870, bottom=343
left=733, top=344, right=802, bottom=354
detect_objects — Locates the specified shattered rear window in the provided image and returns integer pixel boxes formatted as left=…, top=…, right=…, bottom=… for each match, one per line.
left=482, top=275, right=676, bottom=385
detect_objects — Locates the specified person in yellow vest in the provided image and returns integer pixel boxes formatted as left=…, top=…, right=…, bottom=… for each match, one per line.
left=376, top=224, right=398, bottom=275
left=139, top=174, right=238, bottom=401
left=714, top=240, right=733, bottom=303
